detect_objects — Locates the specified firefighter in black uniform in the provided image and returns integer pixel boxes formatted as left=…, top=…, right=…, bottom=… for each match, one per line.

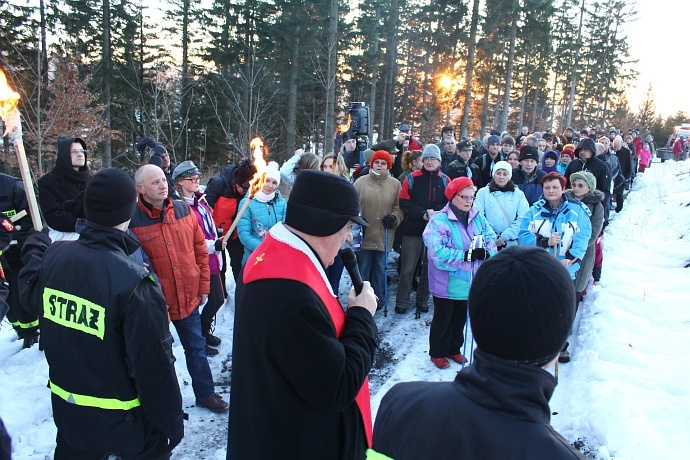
left=19, top=168, right=184, bottom=459
left=0, top=172, right=39, bottom=348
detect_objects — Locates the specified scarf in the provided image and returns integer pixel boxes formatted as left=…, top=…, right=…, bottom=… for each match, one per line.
left=255, top=190, right=276, bottom=203
left=449, top=203, right=469, bottom=227
left=488, top=180, right=515, bottom=193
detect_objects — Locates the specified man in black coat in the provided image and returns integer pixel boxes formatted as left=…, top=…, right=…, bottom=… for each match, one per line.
left=473, top=135, right=505, bottom=187
left=227, top=170, right=378, bottom=460
left=564, top=138, right=611, bottom=199
left=445, top=140, right=481, bottom=187
left=37, top=137, right=90, bottom=241
left=613, top=136, right=633, bottom=213
left=20, top=169, right=184, bottom=459
left=371, top=246, right=587, bottom=460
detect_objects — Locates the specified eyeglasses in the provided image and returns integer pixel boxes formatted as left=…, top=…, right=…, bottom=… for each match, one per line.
left=456, top=195, right=475, bottom=202
left=184, top=177, right=201, bottom=183
left=422, top=157, right=439, bottom=162
left=70, top=149, right=87, bottom=154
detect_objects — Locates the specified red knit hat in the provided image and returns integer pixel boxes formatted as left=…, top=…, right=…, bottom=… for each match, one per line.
left=560, top=147, right=575, bottom=160
left=444, top=176, right=475, bottom=201
left=370, top=150, right=393, bottom=169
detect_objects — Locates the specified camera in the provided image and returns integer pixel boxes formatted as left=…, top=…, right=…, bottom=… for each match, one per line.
left=348, top=102, right=370, bottom=137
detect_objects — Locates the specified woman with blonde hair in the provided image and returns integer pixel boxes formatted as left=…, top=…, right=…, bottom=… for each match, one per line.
left=321, top=153, right=350, bottom=180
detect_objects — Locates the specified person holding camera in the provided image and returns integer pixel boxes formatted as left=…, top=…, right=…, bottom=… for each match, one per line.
left=354, top=151, right=403, bottom=310
left=422, top=177, right=497, bottom=369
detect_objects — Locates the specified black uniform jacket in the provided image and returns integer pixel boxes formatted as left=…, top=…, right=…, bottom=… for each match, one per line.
left=372, top=349, right=587, bottom=460
left=18, top=224, right=183, bottom=455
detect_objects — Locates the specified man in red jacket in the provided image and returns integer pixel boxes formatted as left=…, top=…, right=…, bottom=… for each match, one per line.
left=130, top=164, right=227, bottom=413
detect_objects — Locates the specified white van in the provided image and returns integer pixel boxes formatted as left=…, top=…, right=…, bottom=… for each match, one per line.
left=674, top=123, right=690, bottom=139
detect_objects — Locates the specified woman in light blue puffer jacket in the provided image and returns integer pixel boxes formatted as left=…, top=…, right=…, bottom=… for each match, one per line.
left=473, top=161, right=529, bottom=250
left=237, top=163, right=287, bottom=264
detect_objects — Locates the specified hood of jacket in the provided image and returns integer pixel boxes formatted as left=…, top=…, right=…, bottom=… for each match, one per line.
left=55, top=136, right=90, bottom=182
left=577, top=189, right=605, bottom=206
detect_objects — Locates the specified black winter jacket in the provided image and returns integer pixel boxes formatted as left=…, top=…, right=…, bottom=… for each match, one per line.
left=615, top=146, right=633, bottom=181
left=564, top=156, right=612, bottom=196
left=18, top=224, right=183, bottom=455
left=474, top=152, right=506, bottom=187
left=0, top=173, right=34, bottom=266
left=398, top=168, right=448, bottom=236
left=37, top=137, right=90, bottom=232
left=445, top=158, right=481, bottom=187
left=372, top=349, right=587, bottom=460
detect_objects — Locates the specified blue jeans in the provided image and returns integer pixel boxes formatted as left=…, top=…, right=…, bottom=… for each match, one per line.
left=172, top=308, right=215, bottom=400
left=357, top=249, right=386, bottom=300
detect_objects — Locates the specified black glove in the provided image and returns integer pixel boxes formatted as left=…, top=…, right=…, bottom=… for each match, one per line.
left=167, top=431, right=183, bottom=451
left=62, top=191, right=85, bottom=217
left=382, top=214, right=397, bottom=229
left=214, top=239, right=224, bottom=252
left=464, top=248, right=488, bottom=262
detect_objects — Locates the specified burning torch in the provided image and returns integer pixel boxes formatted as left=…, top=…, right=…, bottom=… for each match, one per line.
left=0, top=69, right=43, bottom=231
left=221, top=137, right=268, bottom=243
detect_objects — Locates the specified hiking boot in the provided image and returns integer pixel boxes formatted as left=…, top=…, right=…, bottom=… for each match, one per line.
left=203, top=331, right=222, bottom=347
left=448, top=353, right=468, bottom=365
left=394, top=305, right=408, bottom=314
left=558, top=350, right=570, bottom=363
left=196, top=393, right=228, bottom=413
left=376, top=299, right=384, bottom=311
left=205, top=345, right=219, bottom=357
left=430, top=357, right=450, bottom=369
left=417, top=303, right=429, bottom=313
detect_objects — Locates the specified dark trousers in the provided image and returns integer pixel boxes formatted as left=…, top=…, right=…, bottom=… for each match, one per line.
left=429, top=297, right=468, bottom=358
left=228, top=237, right=244, bottom=282
left=2, top=259, right=39, bottom=338
left=54, top=423, right=172, bottom=460
left=614, top=189, right=625, bottom=213
left=201, top=273, right=225, bottom=333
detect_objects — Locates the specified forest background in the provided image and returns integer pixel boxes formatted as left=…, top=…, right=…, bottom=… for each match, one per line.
left=0, top=0, right=685, bottom=178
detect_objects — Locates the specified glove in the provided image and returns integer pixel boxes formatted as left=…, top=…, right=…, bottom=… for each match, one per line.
left=214, top=239, right=224, bottom=252
left=464, top=248, right=488, bottom=262
left=62, top=191, right=85, bottom=217
left=382, top=214, right=397, bottom=229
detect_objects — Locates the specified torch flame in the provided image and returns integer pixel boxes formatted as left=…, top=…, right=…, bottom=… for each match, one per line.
left=248, top=137, right=267, bottom=197
left=0, top=69, right=21, bottom=121
left=338, top=114, right=352, bottom=134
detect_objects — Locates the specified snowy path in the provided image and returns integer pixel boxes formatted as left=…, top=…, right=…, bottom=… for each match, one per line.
left=2, top=159, right=690, bottom=459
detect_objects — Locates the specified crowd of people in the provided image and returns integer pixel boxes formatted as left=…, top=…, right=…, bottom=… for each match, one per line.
left=0, top=121, right=658, bottom=459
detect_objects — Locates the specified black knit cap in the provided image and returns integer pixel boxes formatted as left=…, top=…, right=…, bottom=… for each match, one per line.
left=518, top=145, right=540, bottom=162
left=85, top=168, right=138, bottom=227
left=469, top=246, right=575, bottom=365
left=285, top=170, right=368, bottom=237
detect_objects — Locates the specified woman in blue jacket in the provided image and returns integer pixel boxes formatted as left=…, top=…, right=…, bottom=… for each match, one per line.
left=518, top=171, right=591, bottom=280
left=237, top=163, right=287, bottom=264
left=473, top=161, right=529, bottom=250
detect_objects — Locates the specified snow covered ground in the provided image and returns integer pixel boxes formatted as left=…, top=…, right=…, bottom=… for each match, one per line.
left=2, top=158, right=690, bottom=459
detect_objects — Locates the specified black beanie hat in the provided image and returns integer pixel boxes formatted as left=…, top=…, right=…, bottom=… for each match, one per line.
left=469, top=246, right=575, bottom=365
left=285, top=170, right=368, bottom=237
left=519, top=145, right=540, bottom=162
left=85, top=168, right=138, bottom=227
left=342, top=130, right=357, bottom=141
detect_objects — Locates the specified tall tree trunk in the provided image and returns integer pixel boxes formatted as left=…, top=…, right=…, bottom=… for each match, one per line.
left=181, top=0, right=191, bottom=158
left=383, top=0, right=398, bottom=138
left=368, top=5, right=380, bottom=140
left=286, top=3, right=301, bottom=158
left=549, top=71, right=559, bottom=130
left=324, top=0, right=338, bottom=152
left=38, top=0, right=48, bottom=175
left=461, top=0, right=480, bottom=139
left=102, top=0, right=112, bottom=167
left=500, top=12, right=518, bottom=131
left=480, top=74, right=491, bottom=136
left=517, top=64, right=528, bottom=132
left=565, top=0, right=585, bottom=128
left=530, top=86, right=539, bottom=132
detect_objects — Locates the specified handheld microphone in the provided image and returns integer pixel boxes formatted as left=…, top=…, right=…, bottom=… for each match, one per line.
left=339, top=247, right=363, bottom=295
